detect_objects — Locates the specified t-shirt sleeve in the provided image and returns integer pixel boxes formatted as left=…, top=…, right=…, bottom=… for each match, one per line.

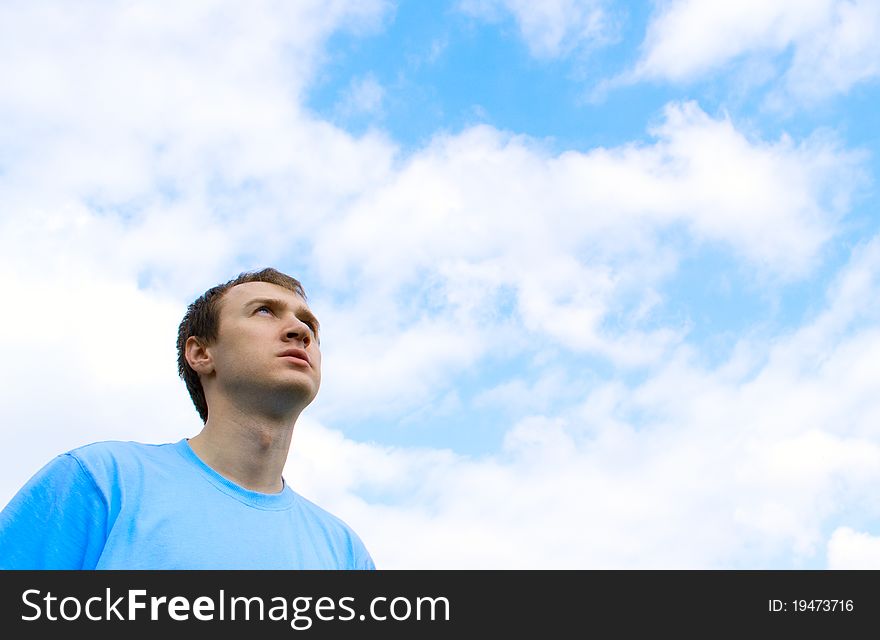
left=357, top=551, right=376, bottom=570
left=0, top=453, right=108, bottom=569
left=350, top=532, right=376, bottom=570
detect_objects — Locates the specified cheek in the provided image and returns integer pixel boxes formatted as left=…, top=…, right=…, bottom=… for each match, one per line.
left=216, top=335, right=263, bottom=370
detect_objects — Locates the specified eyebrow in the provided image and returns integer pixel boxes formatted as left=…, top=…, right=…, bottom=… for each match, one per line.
left=244, top=297, right=321, bottom=332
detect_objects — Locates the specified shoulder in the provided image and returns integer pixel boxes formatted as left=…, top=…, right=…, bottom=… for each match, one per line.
left=65, top=439, right=180, bottom=482
left=68, top=439, right=177, bottom=461
left=287, top=488, right=348, bottom=528
left=289, top=490, right=375, bottom=569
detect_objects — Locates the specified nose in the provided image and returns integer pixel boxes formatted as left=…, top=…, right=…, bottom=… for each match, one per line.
left=283, top=317, right=312, bottom=347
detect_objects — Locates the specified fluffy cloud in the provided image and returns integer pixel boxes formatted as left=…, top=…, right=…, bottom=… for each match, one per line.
left=289, top=236, right=880, bottom=568
left=0, top=3, right=862, bottom=428
left=335, top=74, right=386, bottom=119
left=457, top=0, right=617, bottom=57
left=633, top=0, right=880, bottom=100
left=310, top=101, right=861, bottom=419
left=0, top=1, right=400, bottom=292
left=316, top=101, right=858, bottom=287
left=827, top=528, right=880, bottom=569
left=0, top=0, right=395, bottom=504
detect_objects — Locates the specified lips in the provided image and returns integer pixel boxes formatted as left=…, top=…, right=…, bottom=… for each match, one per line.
left=278, top=348, right=310, bottom=365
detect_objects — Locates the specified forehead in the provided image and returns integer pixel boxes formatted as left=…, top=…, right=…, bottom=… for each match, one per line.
left=220, top=281, right=309, bottom=312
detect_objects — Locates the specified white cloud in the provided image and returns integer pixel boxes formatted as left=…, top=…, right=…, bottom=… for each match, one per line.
left=827, top=527, right=880, bottom=569
left=0, top=1, right=394, bottom=199
left=335, top=74, right=386, bottom=118
left=0, top=260, right=200, bottom=509
left=316, top=101, right=858, bottom=286
left=458, top=0, right=617, bottom=58
left=632, top=0, right=880, bottom=101
left=4, top=95, right=851, bottom=429
left=785, top=0, right=880, bottom=100
left=314, top=305, right=496, bottom=422
left=306, top=101, right=861, bottom=417
left=0, top=0, right=396, bottom=505
left=288, top=236, right=880, bottom=568
left=0, top=0, right=860, bottom=424
left=0, top=0, right=398, bottom=292
left=472, top=368, right=583, bottom=415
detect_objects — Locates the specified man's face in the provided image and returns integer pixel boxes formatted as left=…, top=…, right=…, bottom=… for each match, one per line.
left=204, top=281, right=322, bottom=412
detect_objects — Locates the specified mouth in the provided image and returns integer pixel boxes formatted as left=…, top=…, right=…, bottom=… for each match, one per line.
left=278, top=349, right=310, bottom=365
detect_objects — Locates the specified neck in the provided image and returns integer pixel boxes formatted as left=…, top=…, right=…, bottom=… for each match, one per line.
left=188, top=394, right=302, bottom=494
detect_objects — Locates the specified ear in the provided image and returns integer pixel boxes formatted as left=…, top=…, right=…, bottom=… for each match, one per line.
left=185, top=336, right=215, bottom=376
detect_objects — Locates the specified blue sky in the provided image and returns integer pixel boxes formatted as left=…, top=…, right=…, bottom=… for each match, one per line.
left=2, top=0, right=880, bottom=569
left=310, top=2, right=670, bottom=149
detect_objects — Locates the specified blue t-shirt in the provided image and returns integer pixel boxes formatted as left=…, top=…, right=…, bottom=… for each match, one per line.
left=0, top=439, right=375, bottom=570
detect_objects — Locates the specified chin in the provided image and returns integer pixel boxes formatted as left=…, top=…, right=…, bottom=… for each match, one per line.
left=277, top=379, right=319, bottom=405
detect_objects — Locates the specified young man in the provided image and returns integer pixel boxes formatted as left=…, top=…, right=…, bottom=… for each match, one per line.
left=0, top=268, right=375, bottom=569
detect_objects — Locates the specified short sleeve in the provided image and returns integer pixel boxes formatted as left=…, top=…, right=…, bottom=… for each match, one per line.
left=357, top=552, right=376, bottom=570
left=0, top=453, right=108, bottom=569
left=351, top=533, right=376, bottom=570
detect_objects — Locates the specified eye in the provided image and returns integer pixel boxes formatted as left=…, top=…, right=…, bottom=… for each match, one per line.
left=255, top=305, right=273, bottom=315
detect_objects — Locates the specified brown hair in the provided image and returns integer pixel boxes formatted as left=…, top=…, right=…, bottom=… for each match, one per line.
left=176, top=267, right=307, bottom=423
